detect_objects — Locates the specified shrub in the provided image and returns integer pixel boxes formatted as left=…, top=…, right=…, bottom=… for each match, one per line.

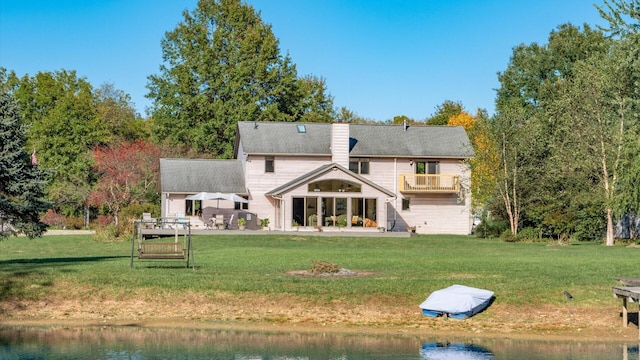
left=260, top=218, right=270, bottom=227
left=501, top=229, right=518, bottom=242
left=517, top=227, right=542, bottom=242
left=65, top=216, right=85, bottom=230
left=41, top=210, right=65, bottom=228
left=474, top=219, right=508, bottom=238
left=92, top=224, right=120, bottom=242
left=91, top=215, right=113, bottom=228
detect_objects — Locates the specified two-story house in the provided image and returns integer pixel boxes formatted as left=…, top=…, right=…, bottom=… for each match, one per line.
left=160, top=121, right=474, bottom=234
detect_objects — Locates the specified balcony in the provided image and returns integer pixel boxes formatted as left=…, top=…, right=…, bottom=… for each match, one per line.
left=399, top=174, right=460, bottom=193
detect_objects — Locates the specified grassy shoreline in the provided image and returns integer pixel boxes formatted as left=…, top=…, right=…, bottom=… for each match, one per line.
left=1, top=234, right=638, bottom=341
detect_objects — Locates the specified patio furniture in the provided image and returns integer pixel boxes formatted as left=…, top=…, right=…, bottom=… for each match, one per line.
left=215, top=214, right=225, bottom=229
left=308, top=214, right=318, bottom=226
left=206, top=217, right=215, bottom=229
left=141, top=213, right=156, bottom=229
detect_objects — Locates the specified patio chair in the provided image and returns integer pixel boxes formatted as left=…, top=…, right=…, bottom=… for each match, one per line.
left=308, top=214, right=318, bottom=227
left=205, top=217, right=215, bottom=230
left=215, top=214, right=225, bottom=229
left=142, top=213, right=156, bottom=229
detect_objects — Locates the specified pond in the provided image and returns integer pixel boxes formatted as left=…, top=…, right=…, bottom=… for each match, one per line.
left=0, top=326, right=636, bottom=359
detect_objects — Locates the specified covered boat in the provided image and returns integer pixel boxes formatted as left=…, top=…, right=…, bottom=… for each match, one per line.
left=419, top=284, right=493, bottom=319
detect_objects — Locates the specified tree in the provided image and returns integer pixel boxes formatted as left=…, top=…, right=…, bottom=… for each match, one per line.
left=147, top=0, right=332, bottom=158
left=95, top=83, right=150, bottom=143
left=491, top=23, right=613, bottom=241
left=551, top=40, right=638, bottom=245
left=0, top=88, right=51, bottom=239
left=597, top=0, right=640, bottom=37
left=425, top=100, right=464, bottom=125
left=448, top=111, right=476, bottom=131
left=490, top=100, right=530, bottom=237
left=89, top=141, right=162, bottom=226
left=10, top=70, right=110, bottom=218
left=292, top=75, right=335, bottom=123
left=466, top=110, right=498, bottom=212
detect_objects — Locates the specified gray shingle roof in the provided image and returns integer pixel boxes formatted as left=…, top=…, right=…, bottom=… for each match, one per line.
left=236, top=122, right=474, bottom=158
left=160, top=158, right=246, bottom=194
left=350, top=124, right=474, bottom=158
left=237, top=121, right=331, bottom=155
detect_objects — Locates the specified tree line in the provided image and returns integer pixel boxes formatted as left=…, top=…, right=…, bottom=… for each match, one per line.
left=1, top=0, right=638, bottom=243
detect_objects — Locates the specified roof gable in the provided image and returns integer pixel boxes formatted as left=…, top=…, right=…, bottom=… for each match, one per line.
left=266, top=163, right=395, bottom=197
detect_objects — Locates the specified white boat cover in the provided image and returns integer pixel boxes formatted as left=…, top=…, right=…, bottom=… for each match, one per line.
left=419, top=284, right=494, bottom=315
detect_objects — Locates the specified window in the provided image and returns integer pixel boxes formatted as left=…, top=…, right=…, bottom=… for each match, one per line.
left=185, top=200, right=202, bottom=216
left=402, top=198, right=410, bottom=210
left=349, top=158, right=369, bottom=174
left=234, top=201, right=249, bottom=210
left=416, top=161, right=439, bottom=174
left=296, top=124, right=306, bottom=133
left=308, top=179, right=361, bottom=193
left=265, top=156, right=274, bottom=173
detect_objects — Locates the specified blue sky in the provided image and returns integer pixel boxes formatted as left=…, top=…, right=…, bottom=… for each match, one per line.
left=1, top=0, right=606, bottom=121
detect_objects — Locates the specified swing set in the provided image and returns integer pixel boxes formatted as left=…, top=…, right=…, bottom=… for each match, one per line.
left=130, top=218, right=195, bottom=269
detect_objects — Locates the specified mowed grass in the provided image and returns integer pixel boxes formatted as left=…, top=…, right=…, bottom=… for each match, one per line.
left=0, top=234, right=637, bottom=308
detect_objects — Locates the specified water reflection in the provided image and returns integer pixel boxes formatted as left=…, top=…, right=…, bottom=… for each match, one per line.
left=0, top=326, right=635, bottom=359
left=420, top=342, right=493, bottom=359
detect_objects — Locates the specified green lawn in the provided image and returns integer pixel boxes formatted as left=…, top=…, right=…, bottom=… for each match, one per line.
left=0, top=234, right=636, bottom=308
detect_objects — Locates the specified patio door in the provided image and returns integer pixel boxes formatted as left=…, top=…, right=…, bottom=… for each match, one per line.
left=417, top=161, right=439, bottom=187
left=321, top=197, right=347, bottom=227
left=292, top=197, right=318, bottom=227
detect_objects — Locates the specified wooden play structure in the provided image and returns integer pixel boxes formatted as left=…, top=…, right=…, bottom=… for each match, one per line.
left=130, top=218, right=195, bottom=269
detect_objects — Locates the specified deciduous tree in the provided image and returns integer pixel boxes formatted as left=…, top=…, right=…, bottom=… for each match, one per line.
left=425, top=100, right=464, bottom=125
left=147, top=0, right=333, bottom=158
left=10, top=70, right=110, bottom=218
left=89, top=141, right=162, bottom=226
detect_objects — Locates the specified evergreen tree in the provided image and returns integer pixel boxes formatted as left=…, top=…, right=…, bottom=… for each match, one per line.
left=0, top=88, right=51, bottom=239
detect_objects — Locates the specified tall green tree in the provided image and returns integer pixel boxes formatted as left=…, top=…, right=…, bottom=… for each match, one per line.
left=7, top=70, right=110, bottom=217
left=147, top=0, right=330, bottom=158
left=0, top=88, right=51, bottom=239
left=425, top=100, right=464, bottom=125
left=491, top=23, right=612, bottom=241
left=598, top=1, right=640, bottom=240
left=293, top=75, right=335, bottom=123
left=95, top=83, right=150, bottom=143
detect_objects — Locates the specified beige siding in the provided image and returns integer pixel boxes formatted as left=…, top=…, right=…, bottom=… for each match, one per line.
left=242, top=151, right=472, bottom=234
left=245, top=154, right=330, bottom=229
left=365, top=157, right=471, bottom=234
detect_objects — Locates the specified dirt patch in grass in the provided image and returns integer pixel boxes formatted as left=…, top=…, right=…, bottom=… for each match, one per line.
left=287, top=268, right=377, bottom=278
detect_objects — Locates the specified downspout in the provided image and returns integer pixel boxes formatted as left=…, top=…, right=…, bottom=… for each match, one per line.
left=389, top=158, right=398, bottom=231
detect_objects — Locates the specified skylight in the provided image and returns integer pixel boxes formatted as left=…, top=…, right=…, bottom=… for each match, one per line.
left=296, top=124, right=306, bottom=133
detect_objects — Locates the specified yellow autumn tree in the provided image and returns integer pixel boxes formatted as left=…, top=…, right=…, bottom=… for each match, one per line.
left=466, top=111, right=499, bottom=212
left=448, top=112, right=476, bottom=131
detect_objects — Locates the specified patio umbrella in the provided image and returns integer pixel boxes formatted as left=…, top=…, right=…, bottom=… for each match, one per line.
left=203, top=192, right=248, bottom=208
left=225, top=193, right=248, bottom=204
left=185, top=192, right=218, bottom=201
